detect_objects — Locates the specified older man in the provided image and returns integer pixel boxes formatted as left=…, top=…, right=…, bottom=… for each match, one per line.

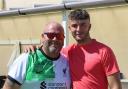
left=3, top=22, right=71, bottom=89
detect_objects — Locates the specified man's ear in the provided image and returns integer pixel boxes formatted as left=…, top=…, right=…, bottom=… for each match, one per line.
left=89, top=24, right=91, bottom=31
left=41, top=34, right=46, bottom=39
left=40, top=34, right=45, bottom=44
left=41, top=34, right=44, bottom=38
left=68, top=25, right=71, bottom=31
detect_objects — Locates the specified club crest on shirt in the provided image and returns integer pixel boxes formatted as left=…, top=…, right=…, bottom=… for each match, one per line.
left=63, top=68, right=67, bottom=77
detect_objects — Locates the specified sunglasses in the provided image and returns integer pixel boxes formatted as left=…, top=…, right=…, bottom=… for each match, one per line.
left=43, top=32, right=65, bottom=40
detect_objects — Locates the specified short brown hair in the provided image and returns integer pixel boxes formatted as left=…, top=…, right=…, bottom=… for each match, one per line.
left=68, top=9, right=90, bottom=20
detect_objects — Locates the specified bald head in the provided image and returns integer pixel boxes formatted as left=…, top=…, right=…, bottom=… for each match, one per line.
left=43, top=21, right=64, bottom=34
left=40, top=22, right=65, bottom=58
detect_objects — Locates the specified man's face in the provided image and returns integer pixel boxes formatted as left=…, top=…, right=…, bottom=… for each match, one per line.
left=41, top=26, right=64, bottom=54
left=68, top=19, right=91, bottom=44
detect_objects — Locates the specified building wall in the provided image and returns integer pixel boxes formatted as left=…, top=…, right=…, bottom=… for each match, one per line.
left=5, top=0, right=62, bottom=10
left=0, top=0, right=3, bottom=10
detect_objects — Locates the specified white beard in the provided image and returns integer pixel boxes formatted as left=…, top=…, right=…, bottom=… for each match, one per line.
left=49, top=46, right=59, bottom=53
left=42, top=40, right=61, bottom=54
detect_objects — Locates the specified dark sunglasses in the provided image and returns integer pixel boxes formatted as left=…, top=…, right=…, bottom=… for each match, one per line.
left=43, top=32, right=65, bottom=40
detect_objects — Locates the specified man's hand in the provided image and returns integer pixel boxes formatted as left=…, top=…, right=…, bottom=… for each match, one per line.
left=23, top=45, right=37, bottom=53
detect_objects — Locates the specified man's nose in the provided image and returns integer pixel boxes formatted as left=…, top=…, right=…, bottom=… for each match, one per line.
left=76, top=26, right=80, bottom=31
left=52, top=36, right=57, bottom=40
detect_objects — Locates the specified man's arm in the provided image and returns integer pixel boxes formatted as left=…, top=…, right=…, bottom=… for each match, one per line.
left=107, top=73, right=122, bottom=89
left=3, top=78, right=20, bottom=89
